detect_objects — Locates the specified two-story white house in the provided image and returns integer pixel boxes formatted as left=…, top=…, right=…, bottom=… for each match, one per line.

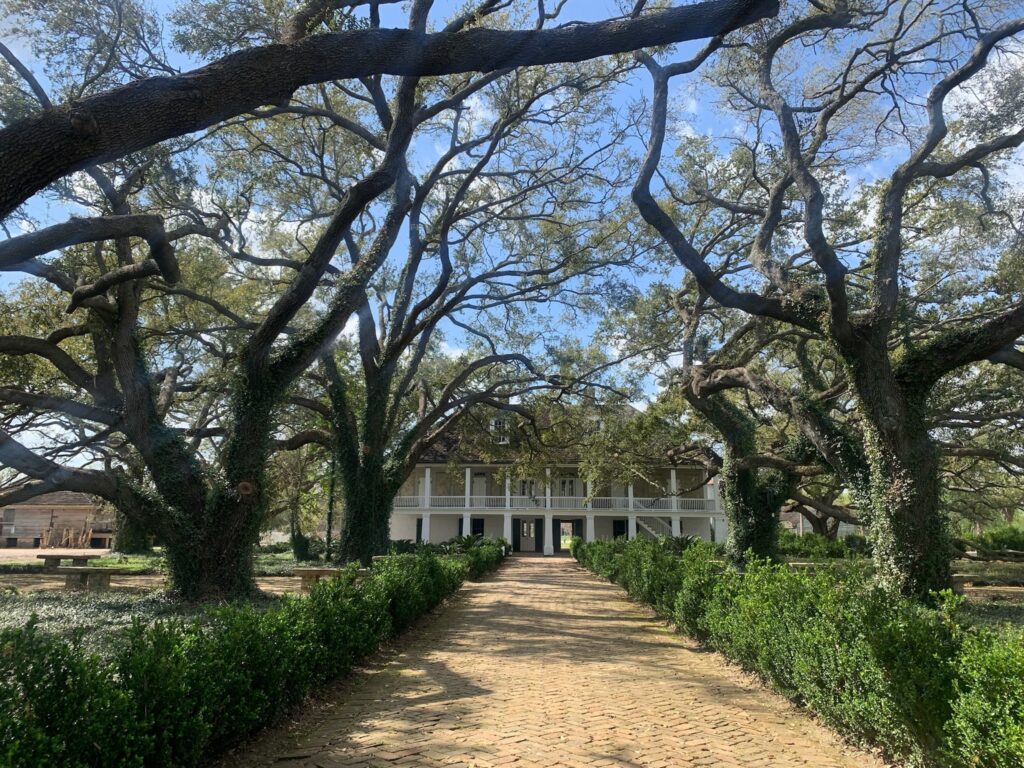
left=388, top=444, right=727, bottom=554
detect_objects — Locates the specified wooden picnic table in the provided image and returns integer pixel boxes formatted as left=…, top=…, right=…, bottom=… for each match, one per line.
left=56, top=566, right=126, bottom=590
left=37, top=553, right=102, bottom=569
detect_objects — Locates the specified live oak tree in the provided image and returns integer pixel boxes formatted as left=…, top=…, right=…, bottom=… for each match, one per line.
left=631, top=0, right=1024, bottom=597
left=0, top=0, right=779, bottom=217
left=304, top=59, right=636, bottom=563
left=605, top=270, right=866, bottom=563
left=0, top=0, right=780, bottom=597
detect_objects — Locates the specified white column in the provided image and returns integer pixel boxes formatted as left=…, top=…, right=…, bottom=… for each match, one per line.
left=670, top=469, right=678, bottom=511
left=585, top=514, right=595, bottom=542
left=421, top=513, right=431, bottom=543
left=424, top=467, right=432, bottom=508
left=627, top=514, right=637, bottom=540
left=465, top=467, right=471, bottom=508
left=543, top=512, right=554, bottom=555
left=671, top=515, right=681, bottom=537
left=545, top=468, right=551, bottom=510
left=463, top=511, right=472, bottom=536
left=505, top=475, right=511, bottom=509
left=503, top=512, right=513, bottom=542
left=585, top=480, right=592, bottom=510
left=627, top=483, right=634, bottom=511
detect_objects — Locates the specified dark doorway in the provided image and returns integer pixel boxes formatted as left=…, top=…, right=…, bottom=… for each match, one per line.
left=613, top=519, right=628, bottom=539
left=552, top=518, right=562, bottom=553
left=471, top=518, right=485, bottom=537
left=416, top=518, right=423, bottom=544
left=534, top=517, right=545, bottom=553
left=572, top=519, right=583, bottom=538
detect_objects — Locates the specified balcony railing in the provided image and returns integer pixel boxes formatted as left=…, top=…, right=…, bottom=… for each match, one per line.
left=391, top=496, right=718, bottom=513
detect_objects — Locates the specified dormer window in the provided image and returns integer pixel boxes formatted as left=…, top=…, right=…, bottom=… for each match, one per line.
left=490, top=418, right=510, bottom=445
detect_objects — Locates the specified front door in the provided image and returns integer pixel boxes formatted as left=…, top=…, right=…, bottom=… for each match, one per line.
left=471, top=518, right=485, bottom=537
left=534, top=517, right=545, bottom=553
left=552, top=518, right=561, bottom=553
left=512, top=518, right=522, bottom=551
left=572, top=519, right=583, bottom=538
left=613, top=518, right=627, bottom=539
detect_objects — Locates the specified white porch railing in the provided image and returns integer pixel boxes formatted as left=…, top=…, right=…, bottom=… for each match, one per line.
left=391, top=496, right=718, bottom=513
left=590, top=497, right=631, bottom=510
left=633, top=497, right=673, bottom=511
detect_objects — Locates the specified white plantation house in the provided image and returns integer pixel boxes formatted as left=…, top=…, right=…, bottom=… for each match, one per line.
left=388, top=445, right=727, bottom=554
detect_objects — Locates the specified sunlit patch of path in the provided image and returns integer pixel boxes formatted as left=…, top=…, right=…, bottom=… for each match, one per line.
left=220, top=556, right=886, bottom=768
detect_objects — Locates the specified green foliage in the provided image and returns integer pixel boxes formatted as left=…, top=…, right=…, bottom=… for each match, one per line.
left=573, top=537, right=1024, bottom=767
left=0, top=621, right=144, bottom=768
left=0, top=551, right=501, bottom=768
left=455, top=541, right=506, bottom=580
left=968, top=523, right=1024, bottom=553
left=945, top=628, right=1024, bottom=767
left=257, top=541, right=292, bottom=555
left=776, top=529, right=864, bottom=560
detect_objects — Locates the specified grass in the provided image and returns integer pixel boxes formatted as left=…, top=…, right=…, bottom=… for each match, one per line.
left=0, top=549, right=324, bottom=576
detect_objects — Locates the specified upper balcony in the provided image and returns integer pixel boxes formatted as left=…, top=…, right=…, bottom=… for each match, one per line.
left=392, top=495, right=718, bottom=514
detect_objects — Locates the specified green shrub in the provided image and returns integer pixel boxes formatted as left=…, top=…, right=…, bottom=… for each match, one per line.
left=0, top=550, right=499, bottom=768
left=970, top=524, right=1024, bottom=553
left=672, top=540, right=725, bottom=638
left=457, top=541, right=505, bottom=579
left=572, top=537, right=1023, bottom=767
left=0, top=621, right=143, bottom=768
left=945, top=628, right=1024, bottom=767
left=257, top=541, right=292, bottom=555
left=776, top=529, right=856, bottom=560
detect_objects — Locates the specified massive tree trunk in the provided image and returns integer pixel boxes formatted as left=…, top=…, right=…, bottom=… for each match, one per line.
left=718, top=436, right=788, bottom=564
left=852, top=361, right=951, bottom=598
left=336, top=460, right=395, bottom=566
left=687, top=392, right=786, bottom=563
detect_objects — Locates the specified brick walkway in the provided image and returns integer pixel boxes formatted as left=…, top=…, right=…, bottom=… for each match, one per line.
left=222, top=556, right=885, bottom=768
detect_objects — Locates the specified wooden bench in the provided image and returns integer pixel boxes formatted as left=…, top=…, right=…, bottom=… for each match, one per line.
left=294, top=567, right=371, bottom=592
left=56, top=566, right=126, bottom=590
left=37, top=553, right=102, bottom=570
left=294, top=567, right=341, bottom=593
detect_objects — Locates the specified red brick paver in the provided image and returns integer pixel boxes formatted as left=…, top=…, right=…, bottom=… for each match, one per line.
left=222, top=556, right=885, bottom=768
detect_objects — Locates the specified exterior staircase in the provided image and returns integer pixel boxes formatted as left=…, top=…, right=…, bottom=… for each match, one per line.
left=637, top=515, right=673, bottom=537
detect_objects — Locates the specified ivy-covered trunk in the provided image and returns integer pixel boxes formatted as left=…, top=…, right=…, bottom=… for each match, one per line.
left=185, top=381, right=278, bottom=598
left=849, top=353, right=951, bottom=599
left=336, top=461, right=394, bottom=566
left=862, top=409, right=950, bottom=598
left=719, top=442, right=788, bottom=564
left=687, top=392, right=785, bottom=564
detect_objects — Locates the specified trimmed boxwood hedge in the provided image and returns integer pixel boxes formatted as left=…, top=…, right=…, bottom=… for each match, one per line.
left=571, top=535, right=1024, bottom=768
left=0, top=546, right=505, bottom=768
